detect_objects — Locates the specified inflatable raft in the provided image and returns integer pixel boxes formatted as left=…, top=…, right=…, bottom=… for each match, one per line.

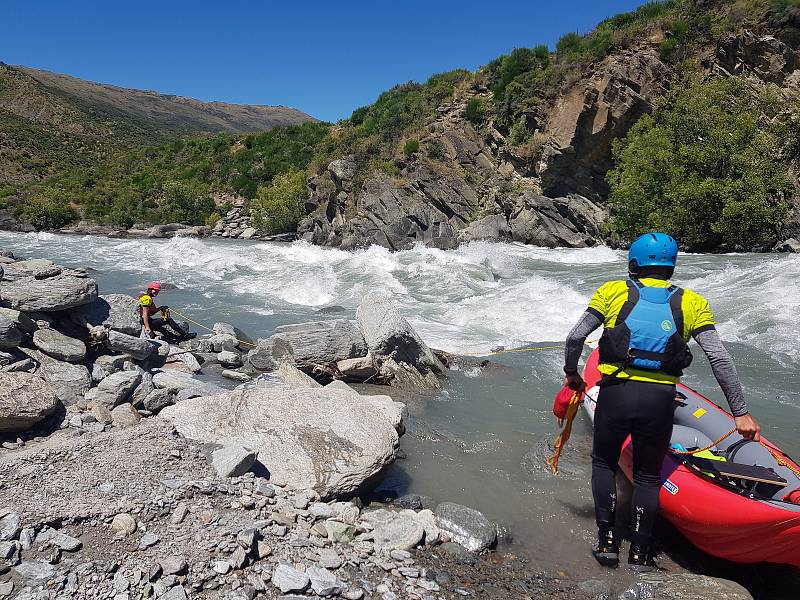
left=582, top=349, right=800, bottom=568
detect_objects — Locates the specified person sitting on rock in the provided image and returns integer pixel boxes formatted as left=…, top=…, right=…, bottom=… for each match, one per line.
left=139, top=281, right=195, bottom=342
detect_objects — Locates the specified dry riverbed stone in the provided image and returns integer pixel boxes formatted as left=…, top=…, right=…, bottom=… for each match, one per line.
left=32, top=328, right=86, bottom=362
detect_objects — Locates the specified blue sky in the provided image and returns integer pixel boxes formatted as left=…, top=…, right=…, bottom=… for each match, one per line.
left=2, top=1, right=647, bottom=122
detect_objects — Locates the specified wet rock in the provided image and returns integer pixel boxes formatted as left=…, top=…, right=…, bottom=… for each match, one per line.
left=434, top=502, right=497, bottom=552
left=0, top=314, right=22, bottom=349
left=69, top=293, right=142, bottom=336
left=624, top=572, right=752, bottom=600
left=107, top=330, right=156, bottom=361
left=267, top=319, right=367, bottom=369
left=0, top=272, right=97, bottom=312
left=775, top=237, right=800, bottom=253
left=0, top=372, right=59, bottom=433
left=356, top=291, right=444, bottom=376
left=272, top=564, right=309, bottom=594
left=94, top=370, right=142, bottom=408
left=437, top=541, right=477, bottom=565
left=161, top=385, right=401, bottom=499
left=209, top=444, right=257, bottom=477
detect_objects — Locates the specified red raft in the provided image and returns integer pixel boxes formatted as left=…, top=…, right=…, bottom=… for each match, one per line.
left=582, top=349, right=800, bottom=568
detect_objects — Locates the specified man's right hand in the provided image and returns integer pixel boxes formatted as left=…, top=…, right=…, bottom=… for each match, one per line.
left=734, top=413, right=762, bottom=442
left=144, top=328, right=154, bottom=339
left=563, top=372, right=584, bottom=391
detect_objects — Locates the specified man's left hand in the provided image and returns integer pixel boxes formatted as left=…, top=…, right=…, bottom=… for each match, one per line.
left=564, top=372, right=584, bottom=391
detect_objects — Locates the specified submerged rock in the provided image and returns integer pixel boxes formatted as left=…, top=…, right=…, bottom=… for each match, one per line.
left=161, top=385, right=403, bottom=499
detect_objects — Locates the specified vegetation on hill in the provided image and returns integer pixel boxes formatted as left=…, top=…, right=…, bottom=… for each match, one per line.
left=3, top=0, right=800, bottom=249
left=608, top=76, right=794, bottom=250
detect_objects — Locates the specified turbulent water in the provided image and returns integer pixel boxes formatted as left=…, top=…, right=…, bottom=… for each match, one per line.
left=3, top=231, right=799, bottom=586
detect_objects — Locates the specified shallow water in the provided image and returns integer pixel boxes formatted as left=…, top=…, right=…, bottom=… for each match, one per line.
left=2, top=231, right=799, bottom=591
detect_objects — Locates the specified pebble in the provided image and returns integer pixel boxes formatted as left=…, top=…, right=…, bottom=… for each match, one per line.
left=111, top=513, right=137, bottom=536
left=212, top=560, right=231, bottom=575
left=170, top=503, right=189, bottom=525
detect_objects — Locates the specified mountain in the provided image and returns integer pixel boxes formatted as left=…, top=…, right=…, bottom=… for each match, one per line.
left=0, top=63, right=314, bottom=185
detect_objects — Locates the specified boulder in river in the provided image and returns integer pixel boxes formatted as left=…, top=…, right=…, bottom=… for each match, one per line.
left=0, top=372, right=60, bottom=433
left=32, top=328, right=86, bottom=362
left=356, top=291, right=444, bottom=377
left=161, top=385, right=404, bottom=499
left=0, top=271, right=97, bottom=312
left=267, top=320, right=368, bottom=371
left=434, top=502, right=497, bottom=552
left=69, top=294, right=142, bottom=336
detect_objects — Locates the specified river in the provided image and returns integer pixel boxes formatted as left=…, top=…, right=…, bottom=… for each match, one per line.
left=2, top=231, right=798, bottom=594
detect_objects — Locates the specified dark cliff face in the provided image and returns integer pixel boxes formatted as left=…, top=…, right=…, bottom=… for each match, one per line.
left=298, top=30, right=800, bottom=251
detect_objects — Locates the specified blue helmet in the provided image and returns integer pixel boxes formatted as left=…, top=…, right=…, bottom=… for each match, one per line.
left=628, top=232, right=678, bottom=269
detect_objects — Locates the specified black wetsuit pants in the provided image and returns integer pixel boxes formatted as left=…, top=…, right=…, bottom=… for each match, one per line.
left=592, top=378, right=677, bottom=549
left=150, top=316, right=188, bottom=340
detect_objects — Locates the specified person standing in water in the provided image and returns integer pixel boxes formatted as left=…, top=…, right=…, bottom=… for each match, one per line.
left=562, top=232, right=761, bottom=568
left=139, top=281, right=195, bottom=342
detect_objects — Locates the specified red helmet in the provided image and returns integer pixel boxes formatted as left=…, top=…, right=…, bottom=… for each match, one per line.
left=147, top=281, right=162, bottom=292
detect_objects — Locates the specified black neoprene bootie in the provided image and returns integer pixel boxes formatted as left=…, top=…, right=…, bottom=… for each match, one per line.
left=592, top=526, right=619, bottom=567
left=627, top=545, right=659, bottom=571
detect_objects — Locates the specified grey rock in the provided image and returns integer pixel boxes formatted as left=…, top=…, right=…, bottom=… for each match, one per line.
left=356, top=291, right=444, bottom=375
left=209, top=444, right=257, bottom=477
left=93, top=370, right=142, bottom=408
left=142, top=388, right=175, bottom=414
left=159, top=586, right=187, bottom=600
left=174, top=383, right=225, bottom=401
left=268, top=319, right=367, bottom=369
left=69, top=294, right=141, bottom=336
left=217, top=350, right=242, bottom=368
left=177, top=351, right=202, bottom=373
left=0, top=314, right=22, bottom=349
left=457, top=213, right=511, bottom=242
left=91, top=354, right=127, bottom=382
left=434, top=502, right=496, bottom=552
left=25, top=349, right=92, bottom=401
left=317, top=548, right=343, bottom=569
left=625, top=572, right=753, bottom=600
left=161, top=385, right=402, bottom=499
left=0, top=372, right=59, bottom=433
left=0, top=512, right=21, bottom=541
left=329, top=156, right=357, bottom=183
left=208, top=333, right=238, bottom=352
left=307, top=566, right=341, bottom=597
left=107, top=330, right=157, bottom=361
left=159, top=556, right=188, bottom=576
left=438, top=541, right=477, bottom=565
left=138, top=532, right=160, bottom=550
left=222, top=369, right=250, bottom=381
left=775, top=237, right=800, bottom=253
left=130, top=371, right=155, bottom=406
left=245, top=338, right=287, bottom=372
left=0, top=308, right=36, bottom=334
left=32, top=328, right=87, bottom=362
left=152, top=370, right=203, bottom=392
left=272, top=564, right=309, bottom=594
left=170, top=503, right=189, bottom=525
left=508, top=193, right=604, bottom=248
left=362, top=509, right=425, bottom=552
left=13, top=560, right=57, bottom=582
left=0, top=272, right=97, bottom=312
left=0, top=582, right=12, bottom=598
left=37, top=529, right=83, bottom=551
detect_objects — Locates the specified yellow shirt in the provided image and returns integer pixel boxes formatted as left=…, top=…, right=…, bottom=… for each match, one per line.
left=588, top=278, right=715, bottom=384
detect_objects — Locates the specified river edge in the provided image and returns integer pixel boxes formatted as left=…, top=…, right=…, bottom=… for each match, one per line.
left=0, top=235, right=795, bottom=599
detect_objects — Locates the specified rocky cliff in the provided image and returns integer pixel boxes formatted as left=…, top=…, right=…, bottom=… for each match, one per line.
left=299, top=30, right=800, bottom=251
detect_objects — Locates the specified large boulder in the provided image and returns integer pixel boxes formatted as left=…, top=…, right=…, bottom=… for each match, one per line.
left=0, top=272, right=97, bottom=312
left=457, top=214, right=511, bottom=243
left=23, top=349, right=91, bottom=402
left=0, top=372, right=60, bottom=433
left=161, top=386, right=404, bottom=499
left=32, top=328, right=86, bottom=362
left=0, top=308, right=37, bottom=334
left=69, top=294, right=141, bottom=336
left=106, top=330, right=157, bottom=361
left=0, top=314, right=22, bottom=349
left=92, top=371, right=142, bottom=409
left=267, top=320, right=367, bottom=370
left=356, top=292, right=444, bottom=376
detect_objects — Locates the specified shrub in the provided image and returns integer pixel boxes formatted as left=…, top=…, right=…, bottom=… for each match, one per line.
left=508, top=117, right=530, bottom=146
left=158, top=180, right=215, bottom=225
left=19, top=192, right=77, bottom=230
left=464, top=98, right=485, bottom=125
left=607, top=76, right=791, bottom=250
left=426, top=138, right=446, bottom=160
left=556, top=32, right=586, bottom=58
left=205, top=211, right=221, bottom=227
left=250, top=169, right=307, bottom=234
left=403, top=138, right=420, bottom=158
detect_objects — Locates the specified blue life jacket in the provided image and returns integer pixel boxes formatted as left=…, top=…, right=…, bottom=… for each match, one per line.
left=598, top=280, right=693, bottom=377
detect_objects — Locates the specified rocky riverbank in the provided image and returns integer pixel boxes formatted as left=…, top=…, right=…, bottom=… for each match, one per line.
left=0, top=249, right=761, bottom=600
